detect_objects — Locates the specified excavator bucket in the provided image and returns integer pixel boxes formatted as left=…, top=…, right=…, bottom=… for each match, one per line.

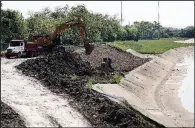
left=84, top=43, right=94, bottom=55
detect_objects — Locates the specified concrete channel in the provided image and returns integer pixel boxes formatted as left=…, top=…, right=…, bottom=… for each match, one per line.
left=93, top=46, right=194, bottom=127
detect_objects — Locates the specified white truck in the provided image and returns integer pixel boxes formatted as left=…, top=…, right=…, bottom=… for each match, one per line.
left=5, top=40, right=39, bottom=59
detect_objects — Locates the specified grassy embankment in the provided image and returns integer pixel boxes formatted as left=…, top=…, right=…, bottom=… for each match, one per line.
left=107, top=38, right=194, bottom=54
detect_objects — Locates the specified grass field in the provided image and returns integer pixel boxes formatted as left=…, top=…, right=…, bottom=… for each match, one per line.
left=107, top=38, right=194, bottom=54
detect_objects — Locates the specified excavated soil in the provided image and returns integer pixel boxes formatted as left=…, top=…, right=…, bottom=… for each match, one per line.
left=1, top=101, right=26, bottom=128
left=16, top=46, right=164, bottom=127
left=80, top=45, right=151, bottom=71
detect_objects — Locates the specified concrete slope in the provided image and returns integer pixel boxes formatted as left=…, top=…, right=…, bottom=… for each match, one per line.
left=174, top=38, right=194, bottom=43
left=93, top=46, right=194, bottom=127
left=126, top=48, right=157, bottom=59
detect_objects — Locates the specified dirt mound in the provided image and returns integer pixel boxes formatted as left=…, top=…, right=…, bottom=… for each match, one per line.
left=80, top=45, right=151, bottom=71
left=16, top=49, right=164, bottom=127
left=1, top=101, right=26, bottom=128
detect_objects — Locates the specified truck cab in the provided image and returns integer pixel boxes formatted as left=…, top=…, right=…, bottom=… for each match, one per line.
left=6, top=40, right=26, bottom=58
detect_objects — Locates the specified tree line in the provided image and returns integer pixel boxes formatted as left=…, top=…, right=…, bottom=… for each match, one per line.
left=1, top=4, right=194, bottom=45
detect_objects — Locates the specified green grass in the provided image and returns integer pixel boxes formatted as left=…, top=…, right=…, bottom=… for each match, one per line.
left=87, top=78, right=93, bottom=89
left=113, top=73, right=122, bottom=84
left=107, top=38, right=194, bottom=54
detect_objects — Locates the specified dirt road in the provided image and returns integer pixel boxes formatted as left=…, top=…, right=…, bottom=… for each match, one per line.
left=1, top=58, right=90, bottom=127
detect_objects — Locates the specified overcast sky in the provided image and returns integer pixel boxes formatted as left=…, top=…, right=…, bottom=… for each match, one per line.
left=2, top=1, right=194, bottom=28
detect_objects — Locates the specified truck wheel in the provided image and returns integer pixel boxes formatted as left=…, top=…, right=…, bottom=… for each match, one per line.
left=29, top=52, right=33, bottom=58
left=17, top=52, right=22, bottom=58
left=34, top=52, right=37, bottom=57
left=27, top=52, right=29, bottom=58
left=32, top=52, right=35, bottom=57
left=36, top=52, right=39, bottom=56
left=28, top=52, right=32, bottom=58
left=6, top=55, right=10, bottom=59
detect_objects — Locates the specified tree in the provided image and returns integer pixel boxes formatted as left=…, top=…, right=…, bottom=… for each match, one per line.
left=1, top=9, right=26, bottom=43
left=2, top=4, right=194, bottom=44
left=183, top=26, right=194, bottom=38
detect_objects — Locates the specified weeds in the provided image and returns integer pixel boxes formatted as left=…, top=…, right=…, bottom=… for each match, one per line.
left=87, top=78, right=93, bottom=89
left=113, top=73, right=122, bottom=84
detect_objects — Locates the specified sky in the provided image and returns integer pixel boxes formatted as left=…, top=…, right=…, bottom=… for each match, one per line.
left=2, top=1, right=194, bottom=28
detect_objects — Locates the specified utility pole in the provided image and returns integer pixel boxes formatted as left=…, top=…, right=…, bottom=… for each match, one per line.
left=121, top=1, right=123, bottom=26
left=158, top=1, right=160, bottom=40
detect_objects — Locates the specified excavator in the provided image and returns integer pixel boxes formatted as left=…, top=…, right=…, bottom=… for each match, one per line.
left=32, top=18, right=94, bottom=55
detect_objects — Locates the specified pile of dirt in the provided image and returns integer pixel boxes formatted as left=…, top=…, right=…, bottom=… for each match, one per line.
left=16, top=49, right=164, bottom=127
left=1, top=101, right=26, bottom=128
left=80, top=45, right=151, bottom=71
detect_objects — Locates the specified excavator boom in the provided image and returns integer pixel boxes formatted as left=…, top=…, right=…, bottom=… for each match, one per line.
left=33, top=18, right=94, bottom=55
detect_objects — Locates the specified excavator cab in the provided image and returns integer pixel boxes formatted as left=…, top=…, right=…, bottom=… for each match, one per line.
left=53, top=34, right=94, bottom=55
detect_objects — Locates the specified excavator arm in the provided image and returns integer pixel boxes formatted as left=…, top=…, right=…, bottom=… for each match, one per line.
left=33, top=18, right=94, bottom=55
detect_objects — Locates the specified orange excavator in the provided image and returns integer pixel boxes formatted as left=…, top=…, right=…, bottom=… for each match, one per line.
left=32, top=18, right=94, bottom=55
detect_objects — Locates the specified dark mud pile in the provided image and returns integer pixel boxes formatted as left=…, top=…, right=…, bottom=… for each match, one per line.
left=80, top=45, right=151, bottom=71
left=16, top=50, right=164, bottom=127
left=1, top=101, right=26, bottom=128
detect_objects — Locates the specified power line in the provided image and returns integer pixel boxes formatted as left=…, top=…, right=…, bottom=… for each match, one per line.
left=158, top=1, right=160, bottom=40
left=158, top=1, right=160, bottom=24
left=121, top=1, right=123, bottom=25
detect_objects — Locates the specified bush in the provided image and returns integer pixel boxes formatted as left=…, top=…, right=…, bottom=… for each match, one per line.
left=113, top=73, right=122, bottom=84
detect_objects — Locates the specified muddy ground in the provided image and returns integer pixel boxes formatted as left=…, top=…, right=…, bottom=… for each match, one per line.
left=1, top=101, right=26, bottom=128
left=15, top=45, right=164, bottom=127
